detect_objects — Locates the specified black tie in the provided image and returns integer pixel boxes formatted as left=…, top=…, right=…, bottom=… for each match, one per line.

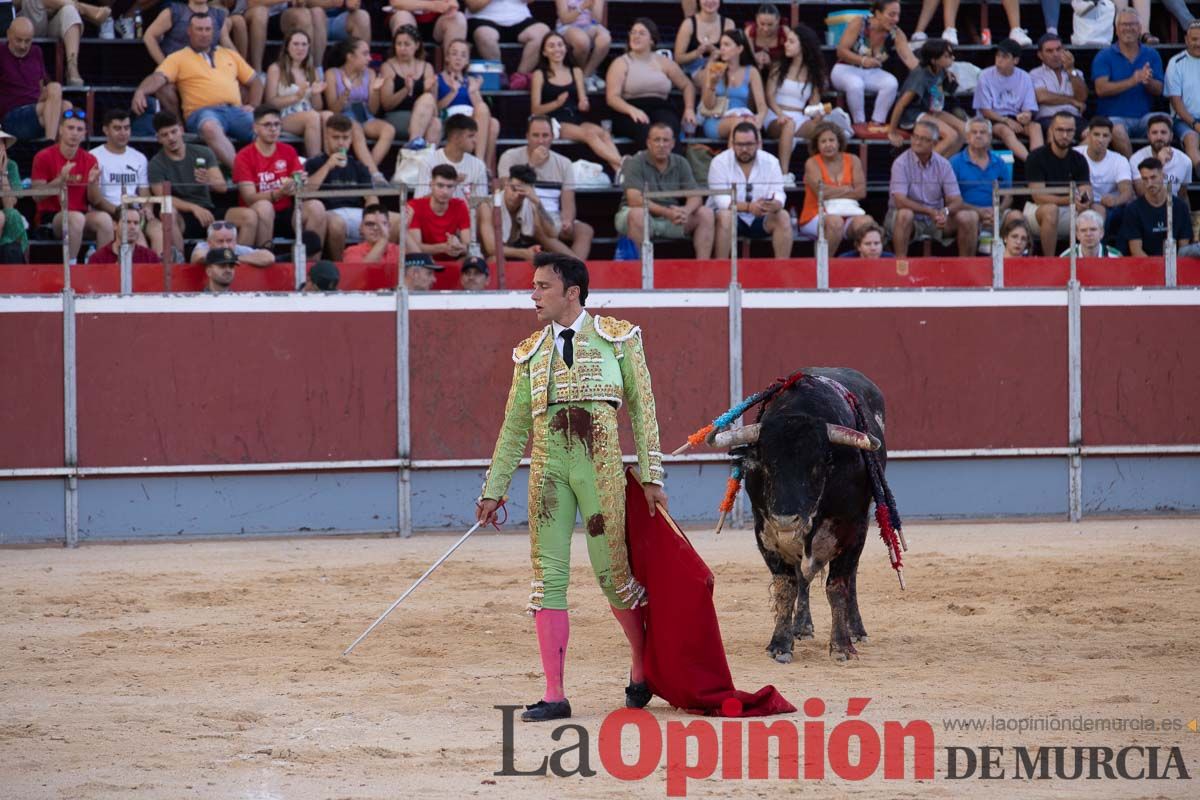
left=560, top=329, right=574, bottom=368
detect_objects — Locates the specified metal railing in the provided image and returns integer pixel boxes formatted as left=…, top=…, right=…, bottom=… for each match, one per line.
left=639, top=188, right=738, bottom=289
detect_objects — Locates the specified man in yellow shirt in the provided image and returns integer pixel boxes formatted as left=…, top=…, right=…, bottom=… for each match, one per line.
left=131, top=13, right=262, bottom=169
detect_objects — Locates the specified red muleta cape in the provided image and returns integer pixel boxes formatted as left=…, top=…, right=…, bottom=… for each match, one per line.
left=623, top=470, right=795, bottom=717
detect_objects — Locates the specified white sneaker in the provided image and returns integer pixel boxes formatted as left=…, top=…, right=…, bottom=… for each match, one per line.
left=1009, top=27, right=1032, bottom=47
left=943, top=28, right=958, bottom=46
left=910, top=31, right=928, bottom=44
left=99, top=18, right=115, bottom=39
left=783, top=173, right=796, bottom=188
left=115, top=16, right=135, bottom=39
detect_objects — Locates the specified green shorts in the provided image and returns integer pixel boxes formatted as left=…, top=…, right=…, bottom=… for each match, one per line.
left=614, top=206, right=687, bottom=240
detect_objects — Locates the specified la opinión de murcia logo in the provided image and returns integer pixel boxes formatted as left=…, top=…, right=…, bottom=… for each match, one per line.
left=495, top=699, right=1192, bottom=796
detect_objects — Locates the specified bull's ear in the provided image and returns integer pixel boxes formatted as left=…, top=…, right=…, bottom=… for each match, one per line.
left=730, top=444, right=760, bottom=474
left=826, top=424, right=881, bottom=451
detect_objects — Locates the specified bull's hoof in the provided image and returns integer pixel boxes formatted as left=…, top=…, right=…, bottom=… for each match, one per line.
left=829, top=641, right=859, bottom=663
left=794, top=624, right=815, bottom=640
left=851, top=632, right=868, bottom=643
left=772, top=651, right=794, bottom=664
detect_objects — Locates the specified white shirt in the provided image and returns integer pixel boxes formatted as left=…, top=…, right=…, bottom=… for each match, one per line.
left=467, top=0, right=531, bottom=26
left=551, top=310, right=586, bottom=359
left=706, top=148, right=787, bottom=225
left=89, top=144, right=149, bottom=208
left=1129, top=146, right=1192, bottom=191
left=1073, top=145, right=1132, bottom=199
left=492, top=189, right=536, bottom=243
left=411, top=149, right=489, bottom=202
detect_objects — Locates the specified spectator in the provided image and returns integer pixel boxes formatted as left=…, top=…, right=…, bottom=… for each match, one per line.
left=300, top=258, right=340, bottom=291
left=1121, top=158, right=1191, bottom=256
left=189, top=220, right=276, bottom=265
left=498, top=114, right=594, bottom=258
left=465, top=0, right=551, bottom=90
left=708, top=121, right=791, bottom=259
left=909, top=0, right=960, bottom=46
left=436, top=38, right=498, bottom=170
left=245, top=0, right=327, bottom=74
left=143, top=0, right=238, bottom=118
left=1030, top=33, right=1086, bottom=132
left=886, top=119, right=978, bottom=256
left=1165, top=21, right=1200, bottom=174
left=1112, top=0, right=1157, bottom=44
left=832, top=0, right=918, bottom=138
left=837, top=221, right=894, bottom=258
left=148, top=110, right=254, bottom=252
left=324, top=37, right=396, bottom=177
left=90, top=108, right=164, bottom=252
left=379, top=24, right=442, bottom=148
left=1024, top=111, right=1092, bottom=256
left=203, top=246, right=237, bottom=292
left=1165, top=0, right=1196, bottom=29
left=316, top=0, right=369, bottom=48
left=344, top=203, right=401, bottom=263
left=232, top=105, right=328, bottom=249
left=407, top=163, right=470, bottom=260
left=744, top=3, right=788, bottom=73
left=531, top=31, right=622, bottom=175
left=765, top=24, right=833, bottom=181
left=673, top=0, right=734, bottom=78
left=1061, top=209, right=1122, bottom=257
left=615, top=122, right=715, bottom=258
left=459, top=254, right=488, bottom=289
left=798, top=121, right=870, bottom=254
left=0, top=125, right=28, bottom=263
left=31, top=109, right=114, bottom=263
left=605, top=18, right=697, bottom=145
left=411, top=112, right=489, bottom=226
left=403, top=250, right=442, bottom=290
left=19, top=0, right=107, bottom=86
left=305, top=113, right=382, bottom=259
left=1093, top=8, right=1164, bottom=157
left=1000, top=216, right=1034, bottom=257
left=887, top=37, right=964, bottom=156
left=264, top=30, right=328, bottom=158
left=554, top=0, right=609, bottom=89
left=1073, top=117, right=1133, bottom=219
left=86, top=207, right=163, bottom=264
left=386, top=0, right=467, bottom=50
left=132, top=13, right=263, bottom=170
left=973, top=38, right=1043, bottom=162
left=949, top=118, right=1021, bottom=243
left=479, top=163, right=567, bottom=261
left=0, top=17, right=65, bottom=140
left=1129, top=115, right=1192, bottom=199
left=694, top=30, right=766, bottom=141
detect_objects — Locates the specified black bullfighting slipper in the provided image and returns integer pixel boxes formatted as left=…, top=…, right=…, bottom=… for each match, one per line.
left=625, top=682, right=653, bottom=709
left=520, top=699, right=572, bottom=722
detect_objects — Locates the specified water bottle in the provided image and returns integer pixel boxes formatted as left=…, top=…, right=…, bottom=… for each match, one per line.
left=134, top=11, right=143, bottom=39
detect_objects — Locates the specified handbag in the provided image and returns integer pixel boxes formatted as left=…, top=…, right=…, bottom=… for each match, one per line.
left=698, top=96, right=728, bottom=118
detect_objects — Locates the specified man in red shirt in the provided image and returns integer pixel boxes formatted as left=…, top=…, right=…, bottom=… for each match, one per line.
left=406, top=162, right=470, bottom=262
left=86, top=207, right=163, bottom=264
left=233, top=105, right=328, bottom=249
left=0, top=17, right=66, bottom=141
left=30, top=110, right=114, bottom=263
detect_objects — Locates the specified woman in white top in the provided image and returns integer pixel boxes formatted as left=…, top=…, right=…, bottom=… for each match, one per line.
left=764, top=24, right=833, bottom=179
left=264, top=30, right=329, bottom=157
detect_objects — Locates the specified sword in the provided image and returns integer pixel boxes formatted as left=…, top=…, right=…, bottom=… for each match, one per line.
left=343, top=502, right=503, bottom=655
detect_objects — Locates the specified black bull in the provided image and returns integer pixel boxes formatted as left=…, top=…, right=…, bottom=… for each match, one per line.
left=716, top=368, right=888, bottom=663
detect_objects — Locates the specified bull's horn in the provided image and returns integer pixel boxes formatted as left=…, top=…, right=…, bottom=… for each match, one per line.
left=827, top=424, right=881, bottom=451
left=711, top=424, right=761, bottom=449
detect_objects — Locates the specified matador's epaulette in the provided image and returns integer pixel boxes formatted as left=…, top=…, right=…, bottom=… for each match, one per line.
left=512, top=326, right=551, bottom=363
left=594, top=316, right=642, bottom=343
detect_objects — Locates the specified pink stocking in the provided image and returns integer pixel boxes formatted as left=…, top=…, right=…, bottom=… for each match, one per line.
left=534, top=608, right=569, bottom=702
left=610, top=606, right=646, bottom=684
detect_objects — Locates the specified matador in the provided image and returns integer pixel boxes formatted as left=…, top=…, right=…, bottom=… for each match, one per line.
left=476, top=253, right=668, bottom=723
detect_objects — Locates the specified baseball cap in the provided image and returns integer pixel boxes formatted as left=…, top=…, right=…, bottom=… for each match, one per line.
left=405, top=252, right=444, bottom=270
left=461, top=256, right=489, bottom=275
left=308, top=260, right=340, bottom=291
left=205, top=247, right=238, bottom=266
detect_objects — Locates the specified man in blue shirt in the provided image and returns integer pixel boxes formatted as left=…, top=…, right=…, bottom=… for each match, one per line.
left=1092, top=8, right=1164, bottom=158
left=949, top=117, right=1021, bottom=244
left=1165, top=21, right=1200, bottom=175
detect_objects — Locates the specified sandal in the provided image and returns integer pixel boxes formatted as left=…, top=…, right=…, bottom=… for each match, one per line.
left=1141, top=33, right=1160, bottom=45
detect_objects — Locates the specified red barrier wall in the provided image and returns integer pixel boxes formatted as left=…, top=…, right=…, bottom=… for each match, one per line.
left=0, top=312, right=64, bottom=468
left=74, top=312, right=397, bottom=466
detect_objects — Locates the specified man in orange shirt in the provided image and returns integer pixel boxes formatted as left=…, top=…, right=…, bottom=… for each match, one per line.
left=343, top=204, right=402, bottom=264
left=131, top=13, right=263, bottom=169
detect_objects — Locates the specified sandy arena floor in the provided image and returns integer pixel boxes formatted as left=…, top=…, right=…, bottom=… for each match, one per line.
left=2, top=518, right=1198, bottom=799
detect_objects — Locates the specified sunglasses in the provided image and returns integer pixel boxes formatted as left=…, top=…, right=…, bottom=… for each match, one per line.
left=209, top=221, right=236, bottom=231
left=62, top=109, right=87, bottom=120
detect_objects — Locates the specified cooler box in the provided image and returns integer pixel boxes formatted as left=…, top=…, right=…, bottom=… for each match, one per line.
left=468, top=60, right=504, bottom=91
left=825, top=10, right=870, bottom=47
